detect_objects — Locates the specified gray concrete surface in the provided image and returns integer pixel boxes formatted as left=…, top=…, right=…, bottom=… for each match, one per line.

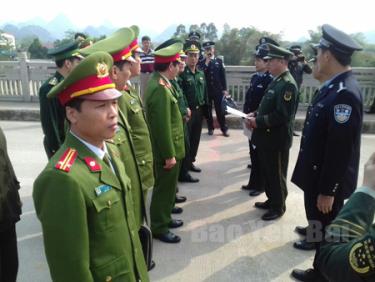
left=1, top=120, right=374, bottom=282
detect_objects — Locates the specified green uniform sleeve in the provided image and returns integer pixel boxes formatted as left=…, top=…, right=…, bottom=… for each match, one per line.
left=256, top=83, right=297, bottom=128
left=318, top=191, right=375, bottom=281
left=33, top=172, right=93, bottom=282
left=147, top=87, right=176, bottom=160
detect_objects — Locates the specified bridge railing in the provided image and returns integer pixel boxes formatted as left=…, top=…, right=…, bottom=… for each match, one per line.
left=1, top=54, right=375, bottom=108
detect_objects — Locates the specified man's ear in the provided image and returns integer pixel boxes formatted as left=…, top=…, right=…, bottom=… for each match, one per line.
left=65, top=106, right=78, bottom=125
left=111, top=65, right=118, bottom=81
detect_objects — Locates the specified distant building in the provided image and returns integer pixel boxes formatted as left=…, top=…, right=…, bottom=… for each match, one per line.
left=0, top=33, right=16, bottom=49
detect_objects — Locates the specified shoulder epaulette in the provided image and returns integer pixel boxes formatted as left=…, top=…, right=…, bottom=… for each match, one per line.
left=49, top=77, right=58, bottom=86
left=159, top=78, right=171, bottom=88
left=55, top=148, right=78, bottom=172
left=337, top=82, right=347, bottom=93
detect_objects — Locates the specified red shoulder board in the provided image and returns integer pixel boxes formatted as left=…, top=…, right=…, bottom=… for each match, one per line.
left=123, top=84, right=129, bottom=91
left=159, top=78, right=171, bottom=88
left=83, top=157, right=102, bottom=172
left=55, top=148, right=78, bottom=172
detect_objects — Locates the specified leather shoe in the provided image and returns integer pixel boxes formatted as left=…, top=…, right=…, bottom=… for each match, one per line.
left=168, top=219, right=183, bottom=228
left=179, top=174, right=199, bottom=183
left=249, top=190, right=264, bottom=197
left=254, top=201, right=270, bottom=210
left=365, top=110, right=375, bottom=114
left=175, top=195, right=187, bottom=203
left=171, top=206, right=183, bottom=214
left=153, top=231, right=181, bottom=243
left=149, top=260, right=156, bottom=271
left=241, top=184, right=254, bottom=191
left=291, top=268, right=322, bottom=281
left=222, top=131, right=230, bottom=137
left=293, top=239, right=316, bottom=251
left=208, top=129, right=214, bottom=135
left=190, top=164, right=201, bottom=172
left=261, top=209, right=284, bottom=220
left=295, top=225, right=307, bottom=236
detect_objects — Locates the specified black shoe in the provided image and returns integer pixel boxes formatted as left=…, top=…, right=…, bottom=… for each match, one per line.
left=153, top=231, right=181, bottom=243
left=168, top=219, right=184, bottom=228
left=190, top=164, right=201, bottom=172
left=293, top=239, right=316, bottom=251
left=241, top=184, right=254, bottom=191
left=247, top=164, right=252, bottom=169
left=365, top=110, right=375, bottom=114
left=249, top=190, right=264, bottom=197
left=172, top=206, right=183, bottom=214
left=293, top=131, right=300, bottom=136
left=291, top=268, right=321, bottom=282
left=254, top=201, right=270, bottom=210
left=179, top=174, right=199, bottom=183
left=175, top=195, right=187, bottom=203
left=149, top=260, right=156, bottom=271
left=261, top=209, right=284, bottom=220
left=295, top=226, right=307, bottom=236
left=208, top=129, right=214, bottom=135
left=222, top=131, right=230, bottom=137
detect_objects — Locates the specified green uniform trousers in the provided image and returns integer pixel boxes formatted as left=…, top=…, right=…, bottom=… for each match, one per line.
left=150, top=160, right=181, bottom=235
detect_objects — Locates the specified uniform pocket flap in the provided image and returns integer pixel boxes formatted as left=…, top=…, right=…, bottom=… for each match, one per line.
left=92, top=191, right=120, bottom=213
left=91, top=255, right=132, bottom=281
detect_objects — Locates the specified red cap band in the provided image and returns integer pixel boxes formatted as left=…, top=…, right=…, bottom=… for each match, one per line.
left=154, top=53, right=180, bottom=64
left=112, top=46, right=132, bottom=62
left=129, top=39, right=139, bottom=51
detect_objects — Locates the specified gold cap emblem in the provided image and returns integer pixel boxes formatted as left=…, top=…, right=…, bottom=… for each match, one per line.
left=96, top=63, right=109, bottom=78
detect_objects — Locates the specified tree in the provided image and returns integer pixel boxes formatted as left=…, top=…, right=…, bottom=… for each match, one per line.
left=28, top=38, right=48, bottom=59
left=174, top=24, right=187, bottom=39
left=206, top=23, right=218, bottom=41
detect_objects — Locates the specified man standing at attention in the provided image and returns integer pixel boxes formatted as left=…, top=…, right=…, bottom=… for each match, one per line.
left=291, top=24, right=363, bottom=282
left=33, top=51, right=149, bottom=281
left=144, top=41, right=185, bottom=243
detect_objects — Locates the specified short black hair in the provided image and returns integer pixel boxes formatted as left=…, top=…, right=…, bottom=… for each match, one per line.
left=114, top=60, right=131, bottom=71
left=322, top=47, right=351, bottom=67
left=142, top=36, right=151, bottom=41
left=154, top=61, right=179, bottom=72
left=65, top=98, right=84, bottom=112
left=74, top=32, right=87, bottom=40
left=55, top=56, right=81, bottom=68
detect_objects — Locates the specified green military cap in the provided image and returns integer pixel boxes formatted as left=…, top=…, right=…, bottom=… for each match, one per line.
left=129, top=25, right=143, bottom=53
left=77, top=37, right=94, bottom=49
left=154, top=41, right=184, bottom=64
left=184, top=42, right=200, bottom=54
left=263, top=44, right=293, bottom=60
left=48, top=51, right=121, bottom=106
left=179, top=50, right=187, bottom=59
left=155, top=38, right=183, bottom=51
left=47, top=41, right=83, bottom=61
left=79, top=27, right=136, bottom=63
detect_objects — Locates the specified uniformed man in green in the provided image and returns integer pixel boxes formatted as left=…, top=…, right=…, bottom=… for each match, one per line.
left=33, top=51, right=149, bottom=282
left=144, top=41, right=185, bottom=243
left=120, top=25, right=155, bottom=195
left=179, top=43, right=208, bottom=179
left=317, top=152, right=375, bottom=282
left=247, top=44, right=298, bottom=220
left=38, top=41, right=83, bottom=159
left=80, top=28, right=147, bottom=231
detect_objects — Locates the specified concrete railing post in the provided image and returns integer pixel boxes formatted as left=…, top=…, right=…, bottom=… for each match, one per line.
left=19, top=52, right=30, bottom=102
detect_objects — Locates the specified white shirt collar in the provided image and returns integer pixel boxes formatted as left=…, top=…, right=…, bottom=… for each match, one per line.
left=70, top=130, right=107, bottom=160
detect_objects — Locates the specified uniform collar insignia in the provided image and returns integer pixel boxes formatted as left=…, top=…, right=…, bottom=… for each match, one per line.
left=83, top=157, right=102, bottom=172
left=159, top=77, right=171, bottom=88
left=55, top=148, right=78, bottom=172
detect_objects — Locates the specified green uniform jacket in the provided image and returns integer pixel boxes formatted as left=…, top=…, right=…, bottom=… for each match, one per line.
left=170, top=78, right=189, bottom=118
left=38, top=71, right=66, bottom=157
left=178, top=67, right=208, bottom=109
left=318, top=190, right=375, bottom=282
left=112, top=109, right=144, bottom=230
left=33, top=132, right=149, bottom=282
left=144, top=72, right=185, bottom=162
left=252, top=70, right=298, bottom=150
left=117, top=88, right=154, bottom=191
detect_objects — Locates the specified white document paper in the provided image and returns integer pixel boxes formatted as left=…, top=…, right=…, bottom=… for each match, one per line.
left=226, top=106, right=250, bottom=119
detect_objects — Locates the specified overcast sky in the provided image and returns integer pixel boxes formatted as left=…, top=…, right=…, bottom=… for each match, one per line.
left=2, top=0, right=373, bottom=41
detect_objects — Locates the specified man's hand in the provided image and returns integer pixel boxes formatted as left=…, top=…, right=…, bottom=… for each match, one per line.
left=222, top=90, right=229, bottom=97
left=317, top=194, right=334, bottom=214
left=363, top=152, right=375, bottom=190
left=164, top=157, right=176, bottom=170
left=247, top=117, right=257, bottom=129
left=184, top=108, right=191, bottom=122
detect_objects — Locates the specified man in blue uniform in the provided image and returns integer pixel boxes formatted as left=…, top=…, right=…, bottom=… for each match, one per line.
left=291, top=24, right=363, bottom=282
left=241, top=38, right=274, bottom=197
left=199, top=41, right=229, bottom=137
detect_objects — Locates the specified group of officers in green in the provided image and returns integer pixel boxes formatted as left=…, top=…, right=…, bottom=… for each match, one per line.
left=35, top=25, right=208, bottom=281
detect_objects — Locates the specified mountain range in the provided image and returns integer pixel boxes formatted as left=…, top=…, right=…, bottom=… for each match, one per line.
left=1, top=14, right=375, bottom=45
